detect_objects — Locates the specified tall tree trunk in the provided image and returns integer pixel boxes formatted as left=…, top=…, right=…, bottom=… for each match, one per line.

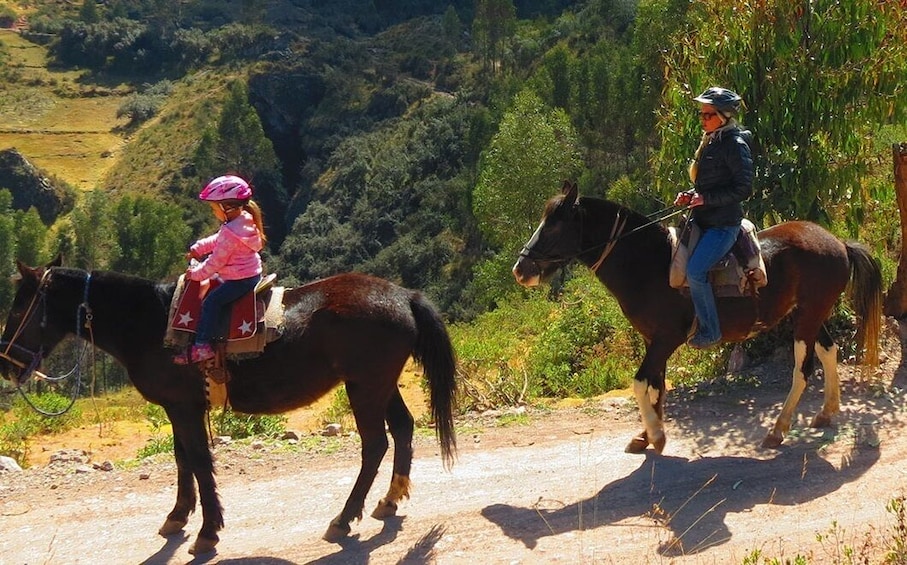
left=883, top=142, right=907, bottom=317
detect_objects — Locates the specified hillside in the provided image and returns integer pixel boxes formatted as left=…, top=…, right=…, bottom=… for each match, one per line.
left=0, top=29, right=130, bottom=191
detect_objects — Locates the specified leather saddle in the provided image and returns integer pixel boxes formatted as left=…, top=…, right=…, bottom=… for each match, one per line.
left=668, top=219, right=768, bottom=297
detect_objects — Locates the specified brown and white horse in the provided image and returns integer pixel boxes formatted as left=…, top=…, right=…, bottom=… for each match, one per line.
left=513, top=181, right=881, bottom=453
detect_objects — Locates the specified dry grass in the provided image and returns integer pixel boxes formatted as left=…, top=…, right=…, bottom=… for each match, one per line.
left=0, top=30, right=130, bottom=190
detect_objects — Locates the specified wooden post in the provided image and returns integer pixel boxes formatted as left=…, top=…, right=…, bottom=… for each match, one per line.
left=883, top=143, right=907, bottom=317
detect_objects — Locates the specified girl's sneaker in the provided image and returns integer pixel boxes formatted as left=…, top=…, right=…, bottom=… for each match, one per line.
left=172, top=343, right=215, bottom=365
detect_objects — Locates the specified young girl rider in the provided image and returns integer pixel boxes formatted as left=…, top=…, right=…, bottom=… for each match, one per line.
left=173, top=175, right=266, bottom=365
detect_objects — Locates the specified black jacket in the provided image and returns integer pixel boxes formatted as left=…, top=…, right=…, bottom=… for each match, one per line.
left=692, top=128, right=753, bottom=228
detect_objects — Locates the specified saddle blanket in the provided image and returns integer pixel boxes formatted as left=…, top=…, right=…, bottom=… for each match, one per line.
left=668, top=218, right=768, bottom=297
left=164, top=275, right=285, bottom=355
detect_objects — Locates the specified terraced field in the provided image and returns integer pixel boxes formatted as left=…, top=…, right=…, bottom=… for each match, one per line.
left=0, top=29, right=130, bottom=190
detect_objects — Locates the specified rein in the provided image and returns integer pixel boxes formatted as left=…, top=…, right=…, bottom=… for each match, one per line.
left=521, top=203, right=690, bottom=272
left=0, top=269, right=95, bottom=416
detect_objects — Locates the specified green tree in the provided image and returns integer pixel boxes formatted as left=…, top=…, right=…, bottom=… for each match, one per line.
left=473, top=0, right=517, bottom=74
left=110, top=195, right=190, bottom=279
left=473, top=89, right=583, bottom=251
left=79, top=0, right=100, bottom=24
left=654, top=0, right=907, bottom=227
left=71, top=190, right=114, bottom=270
left=0, top=190, right=17, bottom=311
left=14, top=208, right=47, bottom=267
left=212, top=80, right=278, bottom=179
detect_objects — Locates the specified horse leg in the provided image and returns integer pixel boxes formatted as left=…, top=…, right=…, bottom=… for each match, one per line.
left=158, top=431, right=197, bottom=536
left=763, top=339, right=816, bottom=448
left=324, top=383, right=390, bottom=542
left=372, top=388, right=413, bottom=519
left=810, top=326, right=840, bottom=428
left=627, top=348, right=669, bottom=454
left=166, top=406, right=223, bottom=555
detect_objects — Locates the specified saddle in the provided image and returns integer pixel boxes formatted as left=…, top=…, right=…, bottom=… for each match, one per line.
left=668, top=219, right=767, bottom=297
left=165, top=273, right=285, bottom=385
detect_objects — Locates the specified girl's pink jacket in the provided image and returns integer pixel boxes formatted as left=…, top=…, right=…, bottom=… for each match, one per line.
left=187, top=210, right=263, bottom=282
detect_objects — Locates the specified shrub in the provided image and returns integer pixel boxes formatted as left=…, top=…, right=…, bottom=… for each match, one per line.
left=212, top=409, right=287, bottom=439
left=453, top=269, right=643, bottom=409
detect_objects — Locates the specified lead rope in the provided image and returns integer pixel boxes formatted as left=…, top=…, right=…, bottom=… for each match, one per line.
left=16, top=272, right=93, bottom=417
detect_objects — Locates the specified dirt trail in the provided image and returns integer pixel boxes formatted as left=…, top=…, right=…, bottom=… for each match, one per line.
left=2, top=339, right=907, bottom=564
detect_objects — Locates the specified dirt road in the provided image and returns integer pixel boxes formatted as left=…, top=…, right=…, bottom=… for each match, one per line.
left=2, top=344, right=907, bottom=564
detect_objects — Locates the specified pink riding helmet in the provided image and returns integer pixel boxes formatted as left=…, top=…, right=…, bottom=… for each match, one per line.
left=198, top=175, right=252, bottom=202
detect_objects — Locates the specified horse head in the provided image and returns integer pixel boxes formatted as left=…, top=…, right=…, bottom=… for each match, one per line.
left=512, top=180, right=583, bottom=287
left=0, top=258, right=64, bottom=386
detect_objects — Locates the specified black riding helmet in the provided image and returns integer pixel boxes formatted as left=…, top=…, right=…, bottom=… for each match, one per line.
left=694, top=87, right=743, bottom=118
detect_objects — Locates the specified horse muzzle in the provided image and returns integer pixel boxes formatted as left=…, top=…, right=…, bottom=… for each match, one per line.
left=0, top=341, right=44, bottom=387
left=512, top=256, right=541, bottom=287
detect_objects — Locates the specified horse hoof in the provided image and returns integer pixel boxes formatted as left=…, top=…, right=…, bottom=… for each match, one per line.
left=158, top=519, right=188, bottom=536
left=188, top=536, right=218, bottom=555
left=761, top=433, right=783, bottom=449
left=371, top=499, right=398, bottom=519
left=323, top=521, right=351, bottom=542
left=810, top=414, right=832, bottom=428
left=652, top=433, right=666, bottom=454
left=625, top=435, right=649, bottom=454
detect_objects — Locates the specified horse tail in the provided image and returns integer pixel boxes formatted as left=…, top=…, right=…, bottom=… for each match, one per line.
left=409, top=292, right=458, bottom=468
left=845, top=241, right=882, bottom=366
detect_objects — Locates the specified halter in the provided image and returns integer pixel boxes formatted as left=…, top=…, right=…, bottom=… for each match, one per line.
left=0, top=268, right=94, bottom=416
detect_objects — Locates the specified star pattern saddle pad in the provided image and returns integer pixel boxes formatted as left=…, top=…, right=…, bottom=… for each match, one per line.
left=170, top=278, right=262, bottom=341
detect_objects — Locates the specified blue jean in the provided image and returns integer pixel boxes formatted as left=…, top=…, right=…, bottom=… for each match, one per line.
left=195, top=275, right=261, bottom=345
left=687, top=225, right=740, bottom=340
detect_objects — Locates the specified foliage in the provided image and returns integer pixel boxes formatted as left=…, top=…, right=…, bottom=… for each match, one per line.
left=212, top=409, right=287, bottom=439
left=14, top=207, right=48, bottom=266
left=473, top=88, right=583, bottom=252
left=453, top=269, right=642, bottom=409
left=654, top=0, right=907, bottom=228
left=0, top=191, right=17, bottom=312
left=472, top=0, right=517, bottom=74
left=273, top=95, right=483, bottom=314
left=116, top=80, right=174, bottom=126
left=526, top=271, right=642, bottom=397
left=110, top=195, right=190, bottom=278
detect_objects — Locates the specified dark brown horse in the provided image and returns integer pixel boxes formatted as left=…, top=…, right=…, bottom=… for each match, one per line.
left=0, top=259, right=457, bottom=555
left=513, top=180, right=881, bottom=453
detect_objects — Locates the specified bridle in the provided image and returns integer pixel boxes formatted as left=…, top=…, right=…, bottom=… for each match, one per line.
left=0, top=268, right=94, bottom=416
left=518, top=201, right=690, bottom=273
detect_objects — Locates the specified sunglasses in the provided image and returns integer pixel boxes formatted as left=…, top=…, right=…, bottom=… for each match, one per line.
left=698, top=111, right=718, bottom=120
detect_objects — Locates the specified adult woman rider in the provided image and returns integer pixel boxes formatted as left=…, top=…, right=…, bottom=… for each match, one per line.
left=674, top=87, right=754, bottom=349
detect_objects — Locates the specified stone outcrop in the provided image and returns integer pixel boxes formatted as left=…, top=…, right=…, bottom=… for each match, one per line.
left=0, top=148, right=74, bottom=224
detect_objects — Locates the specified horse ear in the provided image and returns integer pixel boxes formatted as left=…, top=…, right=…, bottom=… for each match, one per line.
left=15, top=260, right=39, bottom=281
left=46, top=254, right=62, bottom=268
left=563, top=180, right=579, bottom=205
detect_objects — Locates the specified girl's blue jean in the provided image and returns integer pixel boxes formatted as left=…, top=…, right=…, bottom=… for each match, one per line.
left=195, top=275, right=261, bottom=345
left=687, top=225, right=740, bottom=340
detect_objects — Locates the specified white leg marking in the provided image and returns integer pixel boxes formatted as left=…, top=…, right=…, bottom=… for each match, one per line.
left=816, top=341, right=840, bottom=420
left=633, top=380, right=663, bottom=443
left=773, top=340, right=808, bottom=438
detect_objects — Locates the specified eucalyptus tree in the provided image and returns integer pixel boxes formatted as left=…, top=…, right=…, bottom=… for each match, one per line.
left=652, top=0, right=907, bottom=228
